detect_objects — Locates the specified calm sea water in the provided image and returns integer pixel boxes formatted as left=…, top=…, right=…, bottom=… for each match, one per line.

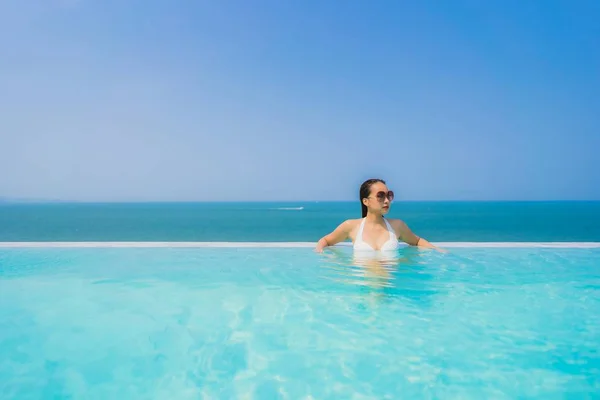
left=1, top=246, right=599, bottom=398
left=1, top=201, right=600, bottom=242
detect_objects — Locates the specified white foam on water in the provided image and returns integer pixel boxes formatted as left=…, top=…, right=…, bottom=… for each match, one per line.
left=0, top=242, right=599, bottom=248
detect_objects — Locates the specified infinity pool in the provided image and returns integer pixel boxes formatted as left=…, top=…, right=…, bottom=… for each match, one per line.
left=1, top=245, right=599, bottom=399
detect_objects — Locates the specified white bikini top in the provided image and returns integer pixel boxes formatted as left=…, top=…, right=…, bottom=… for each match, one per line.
left=353, top=217, right=400, bottom=252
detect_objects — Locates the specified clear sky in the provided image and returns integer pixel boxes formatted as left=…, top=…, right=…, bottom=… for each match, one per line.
left=1, top=0, right=598, bottom=202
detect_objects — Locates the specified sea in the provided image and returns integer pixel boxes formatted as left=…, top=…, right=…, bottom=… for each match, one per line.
left=1, top=201, right=599, bottom=242
left=2, top=201, right=600, bottom=398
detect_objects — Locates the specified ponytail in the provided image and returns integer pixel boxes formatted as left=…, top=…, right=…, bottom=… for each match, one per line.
left=361, top=202, right=367, bottom=218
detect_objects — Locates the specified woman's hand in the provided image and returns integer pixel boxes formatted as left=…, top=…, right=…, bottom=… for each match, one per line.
left=314, top=238, right=327, bottom=253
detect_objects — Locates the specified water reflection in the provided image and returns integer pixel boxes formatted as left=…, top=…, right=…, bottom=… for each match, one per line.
left=318, top=246, right=443, bottom=306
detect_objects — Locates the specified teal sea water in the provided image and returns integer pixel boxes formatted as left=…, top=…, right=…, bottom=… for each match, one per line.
left=2, top=202, right=600, bottom=398
left=1, top=247, right=599, bottom=398
left=1, top=201, right=600, bottom=242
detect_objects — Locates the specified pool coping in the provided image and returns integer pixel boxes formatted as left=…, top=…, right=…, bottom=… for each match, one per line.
left=1, top=242, right=600, bottom=248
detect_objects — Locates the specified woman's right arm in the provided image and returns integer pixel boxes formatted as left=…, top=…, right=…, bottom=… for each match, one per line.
left=315, top=220, right=353, bottom=252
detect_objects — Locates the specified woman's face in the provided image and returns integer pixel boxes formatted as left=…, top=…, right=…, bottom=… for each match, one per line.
left=364, top=181, right=394, bottom=215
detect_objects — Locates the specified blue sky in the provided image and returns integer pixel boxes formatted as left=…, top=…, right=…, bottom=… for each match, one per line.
left=1, top=0, right=598, bottom=201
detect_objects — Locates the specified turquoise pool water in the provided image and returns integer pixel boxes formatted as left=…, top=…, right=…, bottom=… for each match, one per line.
left=1, top=245, right=599, bottom=399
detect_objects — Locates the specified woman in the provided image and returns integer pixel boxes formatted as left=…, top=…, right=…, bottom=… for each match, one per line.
left=315, top=178, right=441, bottom=253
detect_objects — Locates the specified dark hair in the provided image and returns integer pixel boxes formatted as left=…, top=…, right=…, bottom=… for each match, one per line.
left=359, top=178, right=386, bottom=217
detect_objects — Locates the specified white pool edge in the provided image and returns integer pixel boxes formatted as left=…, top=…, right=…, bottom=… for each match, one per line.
left=0, top=242, right=600, bottom=248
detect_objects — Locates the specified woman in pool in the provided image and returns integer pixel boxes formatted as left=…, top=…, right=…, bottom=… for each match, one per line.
left=315, top=178, right=441, bottom=253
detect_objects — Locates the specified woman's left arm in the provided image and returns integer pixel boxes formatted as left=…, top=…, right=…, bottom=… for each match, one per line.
left=392, top=220, right=445, bottom=252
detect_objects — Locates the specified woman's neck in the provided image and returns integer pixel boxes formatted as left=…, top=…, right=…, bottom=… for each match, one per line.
left=365, top=212, right=384, bottom=223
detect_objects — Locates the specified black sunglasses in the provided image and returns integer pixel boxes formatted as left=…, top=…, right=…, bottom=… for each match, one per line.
left=371, top=190, right=394, bottom=202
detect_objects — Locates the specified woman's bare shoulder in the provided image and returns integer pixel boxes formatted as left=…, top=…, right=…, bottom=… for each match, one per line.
left=386, top=218, right=407, bottom=225
left=344, top=218, right=363, bottom=228
left=337, top=218, right=360, bottom=240
left=387, top=218, right=409, bottom=231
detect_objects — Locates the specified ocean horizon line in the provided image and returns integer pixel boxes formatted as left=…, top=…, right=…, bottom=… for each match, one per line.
left=2, top=199, right=600, bottom=204
left=1, top=241, right=600, bottom=248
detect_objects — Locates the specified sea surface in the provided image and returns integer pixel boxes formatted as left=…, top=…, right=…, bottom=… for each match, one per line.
left=2, top=202, right=600, bottom=398
left=1, top=201, right=599, bottom=242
